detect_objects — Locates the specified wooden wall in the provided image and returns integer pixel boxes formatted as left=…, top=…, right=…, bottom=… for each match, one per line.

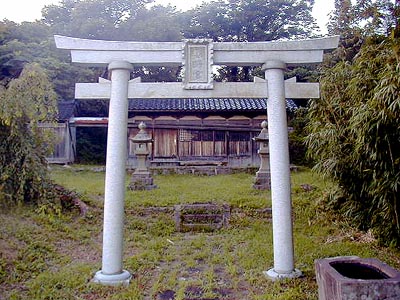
left=41, top=122, right=75, bottom=164
left=127, top=115, right=265, bottom=167
left=46, top=114, right=266, bottom=167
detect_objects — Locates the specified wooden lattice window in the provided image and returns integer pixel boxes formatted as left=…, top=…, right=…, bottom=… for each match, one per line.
left=179, top=129, right=193, bottom=142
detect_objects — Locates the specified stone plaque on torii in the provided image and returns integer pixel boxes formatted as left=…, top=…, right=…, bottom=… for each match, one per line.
left=55, top=35, right=339, bottom=285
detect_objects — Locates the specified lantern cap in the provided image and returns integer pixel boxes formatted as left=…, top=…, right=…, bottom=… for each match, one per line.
left=253, top=120, right=269, bottom=142
left=130, top=122, right=152, bottom=143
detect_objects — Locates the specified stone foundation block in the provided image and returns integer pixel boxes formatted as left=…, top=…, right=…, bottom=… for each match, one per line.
left=174, top=203, right=231, bottom=232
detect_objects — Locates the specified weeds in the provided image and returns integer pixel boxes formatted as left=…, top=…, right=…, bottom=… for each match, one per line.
left=0, top=166, right=399, bottom=299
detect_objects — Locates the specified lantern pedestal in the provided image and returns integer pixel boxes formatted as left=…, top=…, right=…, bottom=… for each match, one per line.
left=253, top=121, right=271, bottom=190
left=129, top=173, right=157, bottom=191
left=128, top=122, right=157, bottom=191
left=253, top=170, right=271, bottom=190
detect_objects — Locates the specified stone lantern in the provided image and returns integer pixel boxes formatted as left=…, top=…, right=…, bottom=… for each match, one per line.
left=253, top=120, right=271, bottom=190
left=128, top=122, right=157, bottom=190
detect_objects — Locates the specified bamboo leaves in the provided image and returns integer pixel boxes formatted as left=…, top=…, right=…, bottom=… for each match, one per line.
left=306, top=37, right=400, bottom=247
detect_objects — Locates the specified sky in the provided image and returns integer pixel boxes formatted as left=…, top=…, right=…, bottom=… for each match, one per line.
left=0, top=0, right=335, bottom=34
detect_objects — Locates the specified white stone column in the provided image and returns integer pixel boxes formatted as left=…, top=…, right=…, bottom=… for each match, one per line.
left=262, top=61, right=302, bottom=280
left=93, top=61, right=133, bottom=285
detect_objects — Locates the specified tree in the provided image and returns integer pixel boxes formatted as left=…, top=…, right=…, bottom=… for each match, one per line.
left=306, top=35, right=400, bottom=247
left=182, top=0, right=318, bottom=42
left=182, top=0, right=319, bottom=81
left=119, top=4, right=182, bottom=41
left=0, top=19, right=99, bottom=101
left=42, top=0, right=154, bottom=40
left=41, top=0, right=182, bottom=98
left=326, top=0, right=397, bottom=63
left=354, top=0, right=396, bottom=37
left=327, top=0, right=355, bottom=35
left=0, top=63, right=58, bottom=206
left=326, top=0, right=363, bottom=63
left=119, top=4, right=183, bottom=83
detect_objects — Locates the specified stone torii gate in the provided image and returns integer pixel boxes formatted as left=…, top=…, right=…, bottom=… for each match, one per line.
left=55, top=35, right=339, bottom=285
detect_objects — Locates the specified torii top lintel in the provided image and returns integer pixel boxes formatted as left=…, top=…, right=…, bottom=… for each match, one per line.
left=54, top=35, right=339, bottom=67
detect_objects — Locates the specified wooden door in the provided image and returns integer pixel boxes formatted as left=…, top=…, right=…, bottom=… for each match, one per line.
left=154, top=129, right=177, bottom=157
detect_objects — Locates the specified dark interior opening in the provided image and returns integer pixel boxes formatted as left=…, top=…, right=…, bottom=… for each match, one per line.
left=330, top=262, right=390, bottom=280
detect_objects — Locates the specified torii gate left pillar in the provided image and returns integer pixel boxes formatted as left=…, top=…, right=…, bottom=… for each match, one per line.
left=92, top=61, right=133, bottom=285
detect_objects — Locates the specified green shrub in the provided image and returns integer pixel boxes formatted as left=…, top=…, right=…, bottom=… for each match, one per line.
left=289, top=107, right=312, bottom=166
left=0, top=63, right=57, bottom=207
left=306, top=36, right=400, bottom=247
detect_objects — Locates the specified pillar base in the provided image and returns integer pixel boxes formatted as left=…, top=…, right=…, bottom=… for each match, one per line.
left=92, top=270, right=132, bottom=286
left=264, top=268, right=302, bottom=281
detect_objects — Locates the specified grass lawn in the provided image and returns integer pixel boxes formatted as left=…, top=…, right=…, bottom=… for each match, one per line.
left=0, top=166, right=399, bottom=299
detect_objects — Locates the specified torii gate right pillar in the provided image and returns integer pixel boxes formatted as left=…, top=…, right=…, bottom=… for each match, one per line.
left=263, top=61, right=302, bottom=280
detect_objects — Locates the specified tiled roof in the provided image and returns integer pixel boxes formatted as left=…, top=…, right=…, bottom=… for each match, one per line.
left=64, top=99, right=298, bottom=118
left=128, top=98, right=297, bottom=112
